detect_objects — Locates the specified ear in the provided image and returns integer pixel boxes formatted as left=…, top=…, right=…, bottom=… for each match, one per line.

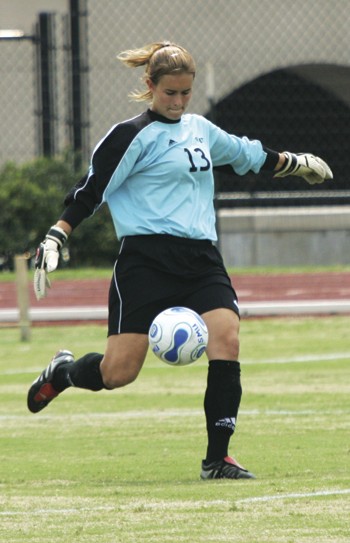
left=146, top=78, right=155, bottom=93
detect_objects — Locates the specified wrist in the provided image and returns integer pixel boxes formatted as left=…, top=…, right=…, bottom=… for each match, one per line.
left=55, top=220, right=72, bottom=236
left=276, top=152, right=297, bottom=175
left=46, top=225, right=68, bottom=248
left=275, top=153, right=287, bottom=171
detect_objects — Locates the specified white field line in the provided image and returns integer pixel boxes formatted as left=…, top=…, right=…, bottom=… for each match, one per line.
left=237, top=488, right=350, bottom=503
left=2, top=352, right=350, bottom=377
left=0, top=489, right=349, bottom=517
left=243, top=352, right=350, bottom=364
left=0, top=407, right=349, bottom=424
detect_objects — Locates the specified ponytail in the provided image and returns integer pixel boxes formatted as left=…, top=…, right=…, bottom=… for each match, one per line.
left=117, top=41, right=195, bottom=102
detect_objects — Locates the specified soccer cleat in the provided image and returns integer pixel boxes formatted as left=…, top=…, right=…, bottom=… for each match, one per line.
left=200, top=455, right=256, bottom=480
left=27, top=350, right=74, bottom=413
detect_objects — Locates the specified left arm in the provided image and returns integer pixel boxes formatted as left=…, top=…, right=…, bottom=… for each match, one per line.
left=208, top=120, right=333, bottom=184
left=214, top=145, right=332, bottom=185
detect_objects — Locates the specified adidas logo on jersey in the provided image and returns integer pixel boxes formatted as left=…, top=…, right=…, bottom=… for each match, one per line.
left=168, top=139, right=177, bottom=146
left=215, top=417, right=236, bottom=430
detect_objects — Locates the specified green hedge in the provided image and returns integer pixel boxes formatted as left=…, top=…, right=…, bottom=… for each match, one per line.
left=0, top=154, right=118, bottom=268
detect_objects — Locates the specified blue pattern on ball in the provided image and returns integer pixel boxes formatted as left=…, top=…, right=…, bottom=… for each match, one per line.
left=164, top=328, right=189, bottom=363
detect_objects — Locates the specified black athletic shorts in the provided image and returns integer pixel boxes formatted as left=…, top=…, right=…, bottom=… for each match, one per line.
left=108, top=234, right=239, bottom=335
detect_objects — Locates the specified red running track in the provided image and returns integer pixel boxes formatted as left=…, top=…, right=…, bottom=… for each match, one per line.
left=1, top=272, right=349, bottom=309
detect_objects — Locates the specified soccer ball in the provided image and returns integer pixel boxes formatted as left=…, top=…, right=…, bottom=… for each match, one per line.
left=148, top=307, right=209, bottom=366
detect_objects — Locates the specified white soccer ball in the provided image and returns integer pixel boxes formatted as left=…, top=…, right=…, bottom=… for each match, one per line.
left=148, top=307, right=209, bottom=366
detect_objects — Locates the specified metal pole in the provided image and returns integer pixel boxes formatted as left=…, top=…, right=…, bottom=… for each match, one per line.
left=69, top=0, right=90, bottom=169
left=36, top=13, right=57, bottom=157
left=15, top=255, right=31, bottom=342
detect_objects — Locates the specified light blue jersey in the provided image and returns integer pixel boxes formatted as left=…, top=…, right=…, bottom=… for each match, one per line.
left=63, top=109, right=268, bottom=240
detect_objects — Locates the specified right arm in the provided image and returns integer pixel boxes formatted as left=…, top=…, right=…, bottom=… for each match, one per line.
left=34, top=121, right=138, bottom=299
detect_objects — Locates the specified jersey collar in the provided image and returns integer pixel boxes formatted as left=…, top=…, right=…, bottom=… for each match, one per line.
left=147, top=109, right=182, bottom=124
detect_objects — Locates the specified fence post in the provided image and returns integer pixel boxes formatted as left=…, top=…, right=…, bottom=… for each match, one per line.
left=35, top=12, right=58, bottom=158
left=66, top=0, right=90, bottom=169
left=14, top=255, right=31, bottom=342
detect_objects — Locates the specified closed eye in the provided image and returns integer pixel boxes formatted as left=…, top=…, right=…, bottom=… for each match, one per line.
left=165, top=89, right=192, bottom=96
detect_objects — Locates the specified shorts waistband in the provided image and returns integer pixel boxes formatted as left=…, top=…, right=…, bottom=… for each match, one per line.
left=123, top=234, right=214, bottom=247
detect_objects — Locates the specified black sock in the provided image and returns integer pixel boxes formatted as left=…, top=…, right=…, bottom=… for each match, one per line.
left=204, top=360, right=242, bottom=463
left=53, top=352, right=105, bottom=392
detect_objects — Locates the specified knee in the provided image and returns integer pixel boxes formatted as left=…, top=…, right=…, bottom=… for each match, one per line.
left=227, top=332, right=240, bottom=360
left=231, top=336, right=240, bottom=360
left=219, top=325, right=240, bottom=357
left=207, top=326, right=240, bottom=361
left=203, top=309, right=240, bottom=361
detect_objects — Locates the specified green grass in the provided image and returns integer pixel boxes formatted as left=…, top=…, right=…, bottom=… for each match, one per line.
left=1, top=263, right=350, bottom=283
left=0, top=317, right=349, bottom=542
left=0, top=267, right=113, bottom=282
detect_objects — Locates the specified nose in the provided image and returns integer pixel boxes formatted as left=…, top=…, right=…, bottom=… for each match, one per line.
left=172, top=94, right=182, bottom=107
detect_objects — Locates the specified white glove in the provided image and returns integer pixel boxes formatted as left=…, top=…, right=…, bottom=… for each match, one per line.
left=33, top=226, right=68, bottom=300
left=274, top=152, right=333, bottom=185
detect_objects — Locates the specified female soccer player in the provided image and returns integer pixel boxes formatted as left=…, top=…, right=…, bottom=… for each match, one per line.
left=28, top=42, right=332, bottom=480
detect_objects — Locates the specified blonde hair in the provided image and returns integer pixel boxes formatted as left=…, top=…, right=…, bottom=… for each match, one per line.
left=117, top=41, right=196, bottom=102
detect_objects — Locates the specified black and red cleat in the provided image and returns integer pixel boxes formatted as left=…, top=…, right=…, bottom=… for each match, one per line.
left=27, top=350, right=74, bottom=413
left=200, top=455, right=256, bottom=480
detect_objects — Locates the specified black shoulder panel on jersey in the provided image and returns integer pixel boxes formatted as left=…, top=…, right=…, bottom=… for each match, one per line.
left=61, top=110, right=155, bottom=228
left=93, top=109, right=161, bottom=188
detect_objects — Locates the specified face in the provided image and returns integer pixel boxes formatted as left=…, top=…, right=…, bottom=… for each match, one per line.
left=147, top=73, right=194, bottom=120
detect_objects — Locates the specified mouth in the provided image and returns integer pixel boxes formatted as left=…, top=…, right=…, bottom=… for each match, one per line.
left=168, top=108, right=183, bottom=115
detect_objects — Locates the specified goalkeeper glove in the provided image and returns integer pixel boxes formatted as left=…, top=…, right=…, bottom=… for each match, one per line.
left=274, top=152, right=333, bottom=185
left=34, top=225, right=68, bottom=300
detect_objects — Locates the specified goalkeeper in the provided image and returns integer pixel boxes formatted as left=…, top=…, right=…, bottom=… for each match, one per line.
left=28, top=41, right=332, bottom=481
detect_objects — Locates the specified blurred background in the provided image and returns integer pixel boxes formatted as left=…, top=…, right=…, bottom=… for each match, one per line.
left=0, top=0, right=349, bottom=268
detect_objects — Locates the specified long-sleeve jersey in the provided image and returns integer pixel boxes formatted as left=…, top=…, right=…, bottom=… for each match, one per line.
left=61, top=109, right=279, bottom=241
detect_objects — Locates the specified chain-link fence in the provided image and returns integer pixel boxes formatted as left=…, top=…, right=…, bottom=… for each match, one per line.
left=1, top=0, right=350, bottom=196
left=0, top=38, right=37, bottom=163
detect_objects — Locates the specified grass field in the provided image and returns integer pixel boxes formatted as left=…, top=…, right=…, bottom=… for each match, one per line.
left=0, top=317, right=349, bottom=542
left=1, top=263, right=350, bottom=283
